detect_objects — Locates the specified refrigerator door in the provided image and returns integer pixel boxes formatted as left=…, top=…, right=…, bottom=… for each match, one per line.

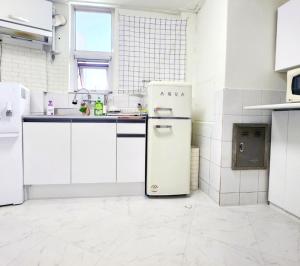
left=147, top=81, right=192, bottom=118
left=147, top=118, right=191, bottom=196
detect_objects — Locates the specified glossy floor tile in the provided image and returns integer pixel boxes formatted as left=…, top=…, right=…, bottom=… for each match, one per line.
left=0, top=192, right=299, bottom=266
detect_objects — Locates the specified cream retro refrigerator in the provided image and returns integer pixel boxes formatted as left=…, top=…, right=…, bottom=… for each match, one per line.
left=0, top=82, right=30, bottom=206
left=146, top=81, right=192, bottom=196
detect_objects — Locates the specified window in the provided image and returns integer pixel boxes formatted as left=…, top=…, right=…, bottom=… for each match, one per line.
left=72, top=7, right=113, bottom=92
left=75, top=11, right=111, bottom=52
left=77, top=60, right=109, bottom=91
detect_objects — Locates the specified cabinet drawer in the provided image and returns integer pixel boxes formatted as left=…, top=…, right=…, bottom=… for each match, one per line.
left=117, top=123, right=146, bottom=134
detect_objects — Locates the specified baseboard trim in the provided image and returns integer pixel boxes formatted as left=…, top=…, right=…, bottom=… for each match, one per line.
left=25, top=183, right=145, bottom=200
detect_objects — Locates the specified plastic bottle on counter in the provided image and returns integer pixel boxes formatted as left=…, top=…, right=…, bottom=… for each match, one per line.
left=47, top=100, right=54, bottom=116
left=94, top=98, right=103, bottom=116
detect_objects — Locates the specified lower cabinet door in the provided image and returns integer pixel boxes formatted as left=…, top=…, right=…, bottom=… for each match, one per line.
left=24, top=122, right=71, bottom=185
left=285, top=111, right=300, bottom=217
left=71, top=123, right=116, bottom=183
left=117, top=137, right=145, bottom=183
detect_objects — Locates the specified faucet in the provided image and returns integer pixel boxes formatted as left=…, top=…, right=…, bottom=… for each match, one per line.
left=72, top=88, right=92, bottom=105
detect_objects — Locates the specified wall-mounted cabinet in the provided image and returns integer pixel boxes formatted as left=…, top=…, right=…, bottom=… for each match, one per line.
left=0, top=0, right=52, bottom=32
left=275, top=0, right=300, bottom=72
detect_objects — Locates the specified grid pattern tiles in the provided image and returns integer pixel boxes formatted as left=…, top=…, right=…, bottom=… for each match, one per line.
left=119, top=15, right=187, bottom=94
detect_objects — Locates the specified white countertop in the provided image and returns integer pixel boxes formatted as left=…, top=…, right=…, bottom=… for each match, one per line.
left=244, top=102, right=300, bottom=110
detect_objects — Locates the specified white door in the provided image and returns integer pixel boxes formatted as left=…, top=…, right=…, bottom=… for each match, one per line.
left=147, top=119, right=191, bottom=196
left=71, top=123, right=116, bottom=183
left=285, top=111, right=300, bottom=217
left=117, top=137, right=145, bottom=183
left=0, top=0, right=52, bottom=31
left=23, top=122, right=71, bottom=185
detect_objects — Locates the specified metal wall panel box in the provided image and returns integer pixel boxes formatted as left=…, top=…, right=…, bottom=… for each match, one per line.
left=232, top=124, right=270, bottom=170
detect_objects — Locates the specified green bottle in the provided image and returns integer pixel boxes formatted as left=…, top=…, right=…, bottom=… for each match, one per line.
left=94, top=98, right=103, bottom=116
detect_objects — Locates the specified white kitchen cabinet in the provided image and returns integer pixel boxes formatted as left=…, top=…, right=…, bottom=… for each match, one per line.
left=285, top=111, right=300, bottom=216
left=269, top=111, right=300, bottom=217
left=71, top=122, right=116, bottom=183
left=268, top=111, right=288, bottom=207
left=0, top=0, right=52, bottom=32
left=117, top=137, right=145, bottom=183
left=275, top=0, right=300, bottom=71
left=116, top=122, right=146, bottom=183
left=23, top=122, right=71, bottom=185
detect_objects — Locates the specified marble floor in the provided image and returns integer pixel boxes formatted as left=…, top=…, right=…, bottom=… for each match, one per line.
left=0, top=192, right=299, bottom=266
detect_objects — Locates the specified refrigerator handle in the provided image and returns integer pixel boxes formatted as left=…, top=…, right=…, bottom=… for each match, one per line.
left=154, top=107, right=173, bottom=113
left=155, top=125, right=172, bottom=129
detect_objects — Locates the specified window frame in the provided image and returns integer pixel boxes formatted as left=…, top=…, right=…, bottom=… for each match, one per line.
left=70, top=4, right=114, bottom=92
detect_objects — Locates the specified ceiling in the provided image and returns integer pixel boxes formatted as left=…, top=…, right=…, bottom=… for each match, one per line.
left=53, top=0, right=204, bottom=13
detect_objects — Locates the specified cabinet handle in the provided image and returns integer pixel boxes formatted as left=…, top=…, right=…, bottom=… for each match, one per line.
left=154, top=107, right=173, bottom=113
left=155, top=125, right=172, bottom=129
left=8, top=15, right=30, bottom=23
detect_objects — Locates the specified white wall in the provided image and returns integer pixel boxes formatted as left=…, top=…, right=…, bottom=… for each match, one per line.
left=192, top=0, right=228, bottom=122
left=225, top=0, right=287, bottom=91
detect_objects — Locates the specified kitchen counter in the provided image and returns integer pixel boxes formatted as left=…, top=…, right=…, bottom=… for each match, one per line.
left=23, top=115, right=147, bottom=123
left=244, top=102, right=300, bottom=110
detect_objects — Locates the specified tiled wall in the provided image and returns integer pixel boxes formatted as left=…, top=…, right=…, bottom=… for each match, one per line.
left=30, top=91, right=145, bottom=114
left=1, top=43, right=145, bottom=112
left=1, top=44, right=47, bottom=91
left=0, top=43, right=69, bottom=92
left=192, top=88, right=286, bottom=205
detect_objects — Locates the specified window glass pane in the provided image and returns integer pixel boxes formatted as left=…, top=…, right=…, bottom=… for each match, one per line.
left=78, top=67, right=108, bottom=91
left=76, top=11, right=111, bottom=52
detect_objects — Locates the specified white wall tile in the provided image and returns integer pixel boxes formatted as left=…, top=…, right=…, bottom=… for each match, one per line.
left=241, top=115, right=264, bottom=123
left=1, top=44, right=47, bottom=91
left=212, top=115, right=223, bottom=140
left=240, top=170, right=259, bottom=192
left=209, top=163, right=221, bottom=191
left=214, top=90, right=224, bottom=116
left=199, top=158, right=210, bottom=183
left=259, top=115, right=272, bottom=124
left=219, top=193, right=239, bottom=206
left=220, top=168, right=240, bottom=193
left=208, top=186, right=220, bottom=204
left=222, top=115, right=242, bottom=141
left=258, top=170, right=269, bottom=192
left=199, top=136, right=211, bottom=160
left=30, top=91, right=45, bottom=113
left=222, top=89, right=243, bottom=115
left=261, top=90, right=282, bottom=115
left=199, top=179, right=209, bottom=194
left=258, top=191, right=268, bottom=204
left=240, top=192, right=258, bottom=205
left=242, top=90, right=262, bottom=116
left=199, top=123, right=213, bottom=138
left=210, top=139, right=222, bottom=165
left=221, top=141, right=232, bottom=167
